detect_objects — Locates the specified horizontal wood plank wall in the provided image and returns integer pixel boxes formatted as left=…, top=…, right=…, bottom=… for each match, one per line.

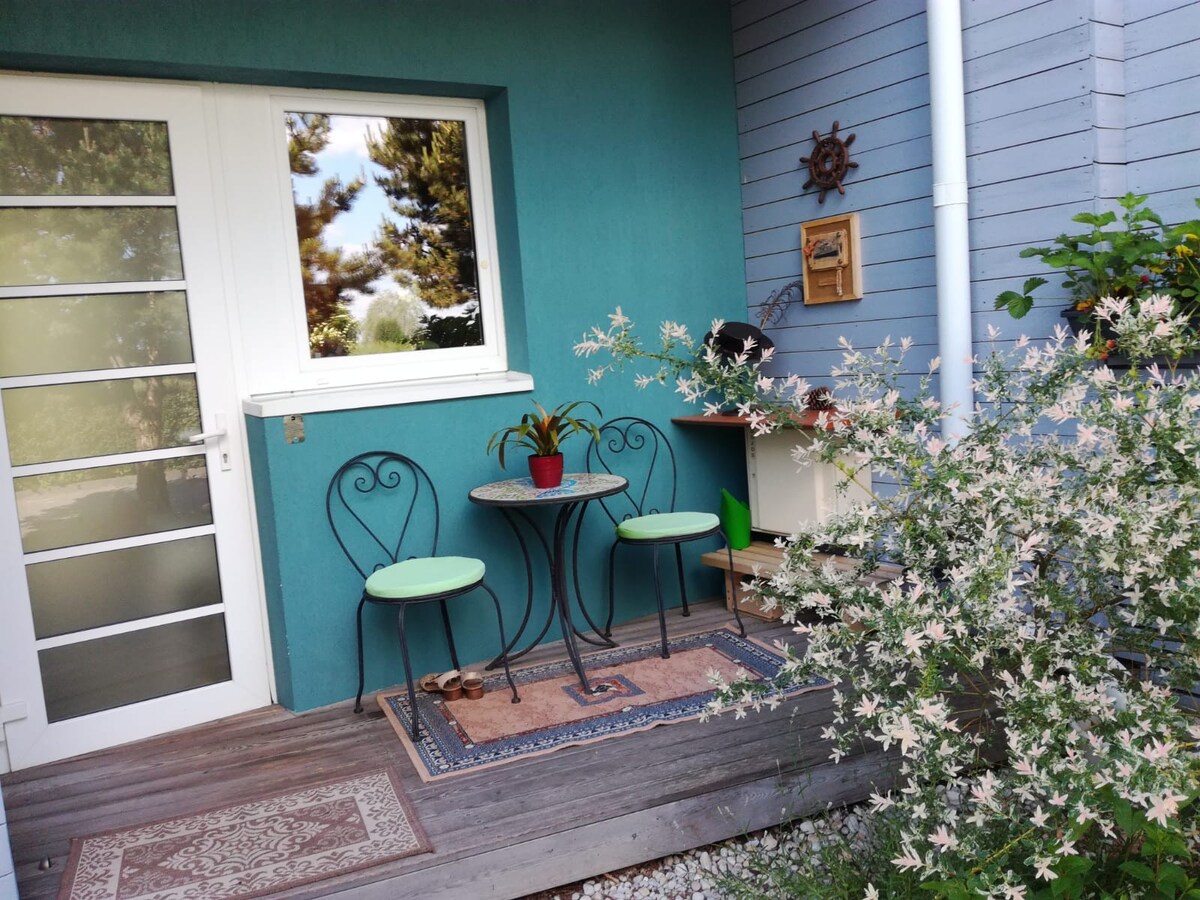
left=963, top=0, right=1100, bottom=341
left=1125, top=1, right=1200, bottom=224
left=735, top=0, right=935, bottom=387
left=733, top=0, right=1107, bottom=381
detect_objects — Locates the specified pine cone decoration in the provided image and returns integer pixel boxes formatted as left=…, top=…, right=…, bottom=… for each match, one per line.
left=806, top=387, right=835, bottom=411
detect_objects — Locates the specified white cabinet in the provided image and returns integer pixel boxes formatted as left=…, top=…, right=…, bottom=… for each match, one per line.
left=745, top=428, right=871, bottom=536
left=673, top=413, right=871, bottom=538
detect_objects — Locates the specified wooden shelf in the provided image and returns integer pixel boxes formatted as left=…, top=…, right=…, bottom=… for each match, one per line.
left=700, top=541, right=903, bottom=621
left=672, top=409, right=841, bottom=430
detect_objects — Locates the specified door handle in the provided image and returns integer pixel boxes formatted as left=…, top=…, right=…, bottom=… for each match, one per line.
left=187, top=429, right=227, bottom=442
left=187, top=413, right=232, bottom=472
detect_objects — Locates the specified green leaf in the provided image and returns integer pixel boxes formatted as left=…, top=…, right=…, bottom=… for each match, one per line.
left=1051, top=877, right=1078, bottom=897
left=1120, top=861, right=1157, bottom=883
left=995, top=291, right=1033, bottom=318
left=1159, top=863, right=1190, bottom=889
left=1057, top=857, right=1094, bottom=876
left=1113, top=796, right=1135, bottom=834
left=920, top=882, right=971, bottom=900
left=1073, top=211, right=1117, bottom=227
left=1023, top=276, right=1049, bottom=294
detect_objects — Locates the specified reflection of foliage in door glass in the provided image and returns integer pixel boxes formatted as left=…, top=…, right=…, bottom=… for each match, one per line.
left=0, top=116, right=172, bottom=195
left=285, top=112, right=484, bottom=359
left=15, top=456, right=212, bottom=555
left=4, top=376, right=201, bottom=466
left=0, top=292, right=193, bottom=378
left=0, top=207, right=183, bottom=287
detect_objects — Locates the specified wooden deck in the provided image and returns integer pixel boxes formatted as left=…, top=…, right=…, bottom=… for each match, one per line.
left=1, top=600, right=895, bottom=899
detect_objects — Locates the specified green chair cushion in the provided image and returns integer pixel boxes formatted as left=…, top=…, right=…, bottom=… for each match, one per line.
left=616, top=511, right=720, bottom=541
left=365, top=556, right=485, bottom=599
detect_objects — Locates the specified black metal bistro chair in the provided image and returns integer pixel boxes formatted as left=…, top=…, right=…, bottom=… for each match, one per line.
left=327, top=451, right=519, bottom=739
left=586, top=418, right=746, bottom=658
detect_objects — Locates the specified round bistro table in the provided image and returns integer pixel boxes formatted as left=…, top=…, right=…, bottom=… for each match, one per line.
left=468, top=472, right=627, bottom=693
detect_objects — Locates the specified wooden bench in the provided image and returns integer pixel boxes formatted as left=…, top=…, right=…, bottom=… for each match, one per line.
left=700, top=541, right=903, bottom=621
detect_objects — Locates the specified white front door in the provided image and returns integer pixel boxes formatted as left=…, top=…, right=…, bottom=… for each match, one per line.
left=0, top=75, right=272, bottom=771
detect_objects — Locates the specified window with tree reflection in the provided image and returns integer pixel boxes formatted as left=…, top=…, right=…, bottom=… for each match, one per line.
left=285, top=113, right=483, bottom=359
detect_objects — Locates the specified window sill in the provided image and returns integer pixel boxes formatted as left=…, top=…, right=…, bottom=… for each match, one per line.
left=242, top=370, right=534, bottom=418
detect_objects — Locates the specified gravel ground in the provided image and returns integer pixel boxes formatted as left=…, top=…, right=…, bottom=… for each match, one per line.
left=521, top=805, right=867, bottom=900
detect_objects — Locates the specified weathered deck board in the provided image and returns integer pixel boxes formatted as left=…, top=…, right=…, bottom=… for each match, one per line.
left=2, top=600, right=894, bottom=900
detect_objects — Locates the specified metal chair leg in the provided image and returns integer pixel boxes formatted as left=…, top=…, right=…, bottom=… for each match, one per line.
left=354, top=596, right=368, bottom=713
left=674, top=542, right=690, bottom=617
left=651, top=544, right=669, bottom=659
left=605, top=540, right=619, bottom=637
left=439, top=599, right=461, bottom=671
left=396, top=604, right=421, bottom=742
left=726, top=542, right=747, bottom=637
left=481, top=582, right=521, bottom=704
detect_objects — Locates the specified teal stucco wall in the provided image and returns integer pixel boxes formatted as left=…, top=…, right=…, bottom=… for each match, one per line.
left=0, top=1, right=749, bottom=710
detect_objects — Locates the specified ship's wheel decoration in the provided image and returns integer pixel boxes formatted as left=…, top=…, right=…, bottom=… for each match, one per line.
left=800, top=121, right=858, bottom=203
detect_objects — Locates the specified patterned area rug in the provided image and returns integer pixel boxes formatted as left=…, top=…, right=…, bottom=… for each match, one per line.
left=57, top=769, right=429, bottom=900
left=378, top=627, right=829, bottom=782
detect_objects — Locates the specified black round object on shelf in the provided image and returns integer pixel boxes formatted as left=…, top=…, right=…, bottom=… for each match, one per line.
left=703, top=321, right=774, bottom=364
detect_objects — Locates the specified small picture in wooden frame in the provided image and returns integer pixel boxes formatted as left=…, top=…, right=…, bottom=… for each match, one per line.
left=800, top=212, right=862, bottom=304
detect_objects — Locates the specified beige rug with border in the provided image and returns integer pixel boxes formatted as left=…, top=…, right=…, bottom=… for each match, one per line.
left=57, top=768, right=429, bottom=900
left=378, top=626, right=829, bottom=782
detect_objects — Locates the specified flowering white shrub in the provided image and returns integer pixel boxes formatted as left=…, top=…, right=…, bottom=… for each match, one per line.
left=577, top=297, right=1200, bottom=898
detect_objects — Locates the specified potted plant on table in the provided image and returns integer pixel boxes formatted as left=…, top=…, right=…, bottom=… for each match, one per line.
left=486, top=400, right=602, bottom=489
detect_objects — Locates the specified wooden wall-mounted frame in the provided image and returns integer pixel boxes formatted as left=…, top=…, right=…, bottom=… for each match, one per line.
left=800, top=212, right=862, bottom=304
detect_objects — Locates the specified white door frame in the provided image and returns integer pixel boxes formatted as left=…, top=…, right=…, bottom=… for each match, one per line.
left=0, top=73, right=274, bottom=772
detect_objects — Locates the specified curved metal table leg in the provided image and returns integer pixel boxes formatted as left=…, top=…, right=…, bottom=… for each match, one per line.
left=552, top=501, right=593, bottom=692
left=569, top=502, right=618, bottom=648
left=486, top=507, right=557, bottom=670
left=480, top=582, right=521, bottom=704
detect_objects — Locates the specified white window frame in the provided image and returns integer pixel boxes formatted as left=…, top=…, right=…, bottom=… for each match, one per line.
left=210, top=85, right=524, bottom=412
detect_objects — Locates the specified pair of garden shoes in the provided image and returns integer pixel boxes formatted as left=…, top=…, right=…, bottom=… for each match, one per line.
left=419, top=669, right=485, bottom=701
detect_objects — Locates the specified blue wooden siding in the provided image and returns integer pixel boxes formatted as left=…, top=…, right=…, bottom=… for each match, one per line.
left=734, top=0, right=935, bottom=384
left=1125, top=2, right=1200, bottom=223
left=733, top=0, right=1157, bottom=384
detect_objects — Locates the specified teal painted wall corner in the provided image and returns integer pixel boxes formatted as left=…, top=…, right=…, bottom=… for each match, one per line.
left=0, top=0, right=750, bottom=711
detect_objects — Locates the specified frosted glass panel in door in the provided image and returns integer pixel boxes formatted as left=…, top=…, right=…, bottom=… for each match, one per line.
left=39, top=614, right=231, bottom=722
left=0, top=291, right=193, bottom=377
left=0, top=116, right=173, bottom=195
left=3, top=375, right=200, bottom=465
left=27, top=535, right=222, bottom=639
left=0, top=207, right=183, bottom=286
left=14, top=458, right=212, bottom=553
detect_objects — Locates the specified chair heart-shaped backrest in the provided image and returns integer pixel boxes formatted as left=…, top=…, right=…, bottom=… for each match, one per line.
left=586, top=417, right=678, bottom=526
left=326, top=451, right=440, bottom=579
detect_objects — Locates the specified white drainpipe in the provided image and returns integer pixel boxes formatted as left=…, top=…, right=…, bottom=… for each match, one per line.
left=926, top=0, right=974, bottom=437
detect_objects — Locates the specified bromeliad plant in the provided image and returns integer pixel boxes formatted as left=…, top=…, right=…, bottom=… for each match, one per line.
left=485, top=399, right=602, bottom=468
left=576, top=300, right=1200, bottom=898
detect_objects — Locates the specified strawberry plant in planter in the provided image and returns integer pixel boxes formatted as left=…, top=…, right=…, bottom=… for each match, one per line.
left=995, top=193, right=1200, bottom=362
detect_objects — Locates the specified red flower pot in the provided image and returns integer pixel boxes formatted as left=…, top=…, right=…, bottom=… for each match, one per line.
left=528, top=453, right=564, bottom=489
